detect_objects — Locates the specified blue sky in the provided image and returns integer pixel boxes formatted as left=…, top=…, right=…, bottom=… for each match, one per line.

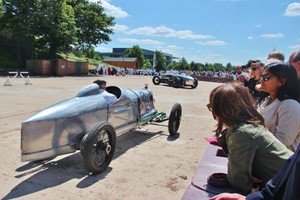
left=93, top=0, right=300, bottom=66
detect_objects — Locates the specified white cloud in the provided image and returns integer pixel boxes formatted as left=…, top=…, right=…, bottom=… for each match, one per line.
left=113, top=24, right=129, bottom=32
left=100, top=0, right=129, bottom=18
left=247, top=36, right=254, bottom=40
left=161, top=45, right=183, bottom=55
left=258, top=33, right=284, bottom=39
left=166, top=45, right=183, bottom=50
left=187, top=53, right=227, bottom=65
left=289, top=44, right=300, bottom=49
left=196, top=40, right=227, bottom=46
left=95, top=46, right=112, bottom=53
left=254, top=24, right=262, bottom=28
left=284, top=2, right=300, bottom=16
left=126, top=25, right=214, bottom=40
left=118, top=38, right=164, bottom=46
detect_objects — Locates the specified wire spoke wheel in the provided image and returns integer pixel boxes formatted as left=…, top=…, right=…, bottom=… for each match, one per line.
left=81, top=122, right=116, bottom=174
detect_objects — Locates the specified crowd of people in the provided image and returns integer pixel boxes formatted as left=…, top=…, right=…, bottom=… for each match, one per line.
left=208, top=50, right=300, bottom=199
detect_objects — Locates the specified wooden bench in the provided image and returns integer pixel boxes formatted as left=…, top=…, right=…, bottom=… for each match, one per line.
left=182, top=144, right=237, bottom=200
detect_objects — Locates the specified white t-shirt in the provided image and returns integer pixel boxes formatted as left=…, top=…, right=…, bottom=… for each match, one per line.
left=99, top=89, right=117, bottom=105
left=258, top=97, right=300, bottom=152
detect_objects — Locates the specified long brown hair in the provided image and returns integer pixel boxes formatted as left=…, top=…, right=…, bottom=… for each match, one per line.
left=209, top=83, right=265, bottom=136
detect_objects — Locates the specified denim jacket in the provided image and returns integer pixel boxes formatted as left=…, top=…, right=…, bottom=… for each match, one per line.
left=217, top=123, right=293, bottom=195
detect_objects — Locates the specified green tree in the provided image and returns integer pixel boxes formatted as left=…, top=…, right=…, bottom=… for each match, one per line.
left=124, top=45, right=145, bottom=68
left=213, top=63, right=224, bottom=72
left=0, top=0, right=36, bottom=63
left=179, top=57, right=189, bottom=70
left=190, top=61, right=197, bottom=71
left=225, top=62, right=233, bottom=71
left=34, top=0, right=77, bottom=57
left=0, top=0, right=115, bottom=66
left=71, top=0, right=115, bottom=53
left=143, top=59, right=151, bottom=69
left=154, top=50, right=166, bottom=72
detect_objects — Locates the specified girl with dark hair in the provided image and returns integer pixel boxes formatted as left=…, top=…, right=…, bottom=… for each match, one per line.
left=208, top=83, right=292, bottom=195
left=258, top=62, right=300, bottom=152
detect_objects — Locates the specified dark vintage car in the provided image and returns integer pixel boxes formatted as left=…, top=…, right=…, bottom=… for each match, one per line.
left=152, top=72, right=198, bottom=88
left=21, top=84, right=182, bottom=174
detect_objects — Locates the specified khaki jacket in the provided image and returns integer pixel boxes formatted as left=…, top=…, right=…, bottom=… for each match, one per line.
left=217, top=123, right=293, bottom=195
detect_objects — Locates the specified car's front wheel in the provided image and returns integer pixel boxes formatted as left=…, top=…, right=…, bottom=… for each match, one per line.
left=80, top=122, right=116, bottom=174
left=191, top=78, right=198, bottom=88
left=168, top=103, right=182, bottom=135
left=152, top=76, right=161, bottom=85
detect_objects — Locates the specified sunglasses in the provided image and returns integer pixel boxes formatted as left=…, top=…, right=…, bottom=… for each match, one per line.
left=251, top=68, right=258, bottom=71
left=260, top=74, right=275, bottom=81
left=206, top=103, right=212, bottom=112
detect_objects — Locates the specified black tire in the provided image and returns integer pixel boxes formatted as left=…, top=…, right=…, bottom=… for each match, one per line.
left=174, top=78, right=181, bottom=88
left=152, top=76, right=161, bottom=85
left=191, top=78, right=198, bottom=88
left=80, top=122, right=116, bottom=174
left=168, top=103, right=182, bottom=135
left=168, top=77, right=180, bottom=88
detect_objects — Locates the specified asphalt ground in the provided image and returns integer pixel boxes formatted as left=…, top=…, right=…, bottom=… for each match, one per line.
left=0, top=75, right=222, bottom=200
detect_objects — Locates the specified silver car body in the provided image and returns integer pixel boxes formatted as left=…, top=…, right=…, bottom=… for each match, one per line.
left=21, top=84, right=157, bottom=162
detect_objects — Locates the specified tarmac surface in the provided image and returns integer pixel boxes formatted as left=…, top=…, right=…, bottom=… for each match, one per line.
left=0, top=75, right=222, bottom=200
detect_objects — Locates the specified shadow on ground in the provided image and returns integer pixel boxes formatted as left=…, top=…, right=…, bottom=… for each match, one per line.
left=3, top=129, right=179, bottom=199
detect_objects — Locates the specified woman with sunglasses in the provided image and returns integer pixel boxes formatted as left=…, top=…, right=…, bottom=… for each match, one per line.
left=258, top=62, right=300, bottom=152
left=208, top=83, right=292, bottom=195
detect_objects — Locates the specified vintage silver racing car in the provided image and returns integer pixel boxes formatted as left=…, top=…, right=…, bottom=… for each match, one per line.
left=21, top=84, right=182, bottom=174
left=152, top=72, right=198, bottom=88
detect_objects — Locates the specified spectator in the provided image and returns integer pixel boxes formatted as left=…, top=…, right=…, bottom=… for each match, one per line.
left=288, top=50, right=300, bottom=79
left=258, top=62, right=300, bottom=152
left=210, top=144, right=300, bottom=200
left=233, top=66, right=248, bottom=84
left=267, top=50, right=285, bottom=62
left=244, top=61, right=265, bottom=103
left=93, top=80, right=117, bottom=104
left=208, top=83, right=292, bottom=195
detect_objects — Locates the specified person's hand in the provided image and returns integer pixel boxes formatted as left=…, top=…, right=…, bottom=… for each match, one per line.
left=255, top=84, right=261, bottom=91
left=209, top=193, right=246, bottom=200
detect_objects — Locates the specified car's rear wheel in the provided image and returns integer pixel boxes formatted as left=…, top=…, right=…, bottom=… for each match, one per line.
left=152, top=76, right=161, bottom=85
left=191, top=78, right=198, bottom=88
left=168, top=103, right=182, bottom=135
left=80, top=122, right=116, bottom=174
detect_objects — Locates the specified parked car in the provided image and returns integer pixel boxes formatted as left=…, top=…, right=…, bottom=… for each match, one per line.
left=21, top=84, right=182, bottom=174
left=152, top=72, right=198, bottom=88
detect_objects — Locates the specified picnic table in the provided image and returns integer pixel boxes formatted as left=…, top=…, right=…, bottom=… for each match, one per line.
left=182, top=144, right=237, bottom=200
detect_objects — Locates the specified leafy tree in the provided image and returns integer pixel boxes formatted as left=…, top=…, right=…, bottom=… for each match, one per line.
left=225, top=62, right=233, bottom=71
left=0, top=0, right=36, bottom=63
left=34, top=0, right=77, bottom=58
left=124, top=45, right=145, bottom=68
left=154, top=50, right=166, bottom=72
left=0, top=0, right=115, bottom=66
left=179, top=57, right=189, bottom=70
left=190, top=61, right=197, bottom=71
left=143, top=59, right=151, bottom=69
left=71, top=0, right=115, bottom=53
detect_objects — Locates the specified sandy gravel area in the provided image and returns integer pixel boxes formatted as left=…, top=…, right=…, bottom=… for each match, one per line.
left=0, top=75, right=221, bottom=200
